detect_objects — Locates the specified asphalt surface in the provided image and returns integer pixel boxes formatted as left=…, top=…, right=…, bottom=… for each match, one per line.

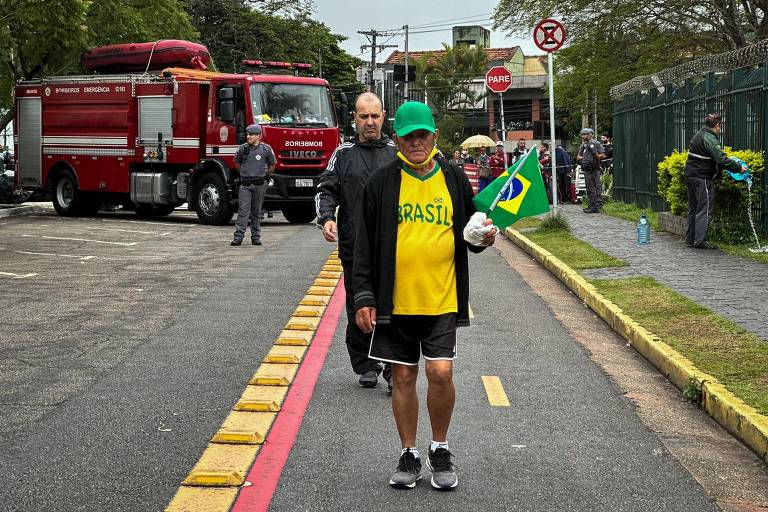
left=0, top=208, right=762, bottom=511
left=270, top=245, right=718, bottom=511
left=0, top=209, right=332, bottom=511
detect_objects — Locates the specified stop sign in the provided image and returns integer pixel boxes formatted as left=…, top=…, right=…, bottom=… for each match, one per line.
left=485, top=66, right=513, bottom=93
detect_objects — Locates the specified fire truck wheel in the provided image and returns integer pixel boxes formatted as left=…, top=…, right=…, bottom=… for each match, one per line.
left=281, top=204, right=317, bottom=224
left=52, top=171, right=86, bottom=216
left=195, top=173, right=231, bottom=225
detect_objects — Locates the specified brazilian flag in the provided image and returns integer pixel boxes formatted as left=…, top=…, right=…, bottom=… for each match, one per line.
left=472, top=147, right=550, bottom=229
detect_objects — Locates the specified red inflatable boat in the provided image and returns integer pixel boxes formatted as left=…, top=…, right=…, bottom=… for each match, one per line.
left=81, top=40, right=211, bottom=73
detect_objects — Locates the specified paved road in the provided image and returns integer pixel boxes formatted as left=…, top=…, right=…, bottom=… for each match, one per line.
left=558, top=204, right=768, bottom=341
left=1, top=209, right=766, bottom=511
left=0, top=210, right=333, bottom=511
left=269, top=243, right=725, bottom=511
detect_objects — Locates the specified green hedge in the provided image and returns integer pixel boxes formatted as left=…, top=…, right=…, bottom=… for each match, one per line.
left=657, top=148, right=764, bottom=243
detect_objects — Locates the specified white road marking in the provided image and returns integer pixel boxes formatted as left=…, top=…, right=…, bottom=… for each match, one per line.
left=21, top=235, right=139, bottom=246
left=86, top=226, right=171, bottom=235
left=0, top=271, right=38, bottom=279
left=14, top=250, right=96, bottom=261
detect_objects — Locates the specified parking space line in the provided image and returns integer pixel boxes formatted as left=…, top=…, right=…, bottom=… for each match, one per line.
left=100, top=219, right=197, bottom=228
left=14, top=250, right=96, bottom=261
left=0, top=271, right=39, bottom=279
left=481, top=376, right=511, bottom=407
left=21, top=235, right=139, bottom=246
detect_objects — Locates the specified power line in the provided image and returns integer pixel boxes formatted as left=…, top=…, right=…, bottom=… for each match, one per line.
left=379, top=12, right=495, bottom=32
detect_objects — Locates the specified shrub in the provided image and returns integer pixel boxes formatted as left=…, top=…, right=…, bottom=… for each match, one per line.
left=537, top=212, right=571, bottom=232
left=657, top=148, right=764, bottom=243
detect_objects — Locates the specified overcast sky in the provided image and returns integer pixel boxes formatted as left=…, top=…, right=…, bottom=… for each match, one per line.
left=313, top=1, right=541, bottom=61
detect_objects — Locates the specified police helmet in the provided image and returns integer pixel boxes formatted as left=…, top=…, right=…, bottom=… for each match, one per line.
left=246, top=124, right=262, bottom=135
left=580, top=128, right=594, bottom=135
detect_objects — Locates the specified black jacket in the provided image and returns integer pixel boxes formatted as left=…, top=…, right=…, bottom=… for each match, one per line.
left=352, top=155, right=486, bottom=327
left=315, top=137, right=397, bottom=261
left=684, top=126, right=741, bottom=179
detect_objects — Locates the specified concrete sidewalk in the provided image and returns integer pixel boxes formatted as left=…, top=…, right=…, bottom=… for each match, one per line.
left=557, top=204, right=768, bottom=342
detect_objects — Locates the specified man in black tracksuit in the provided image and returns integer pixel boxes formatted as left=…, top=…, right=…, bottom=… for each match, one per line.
left=684, top=113, right=742, bottom=249
left=315, top=92, right=397, bottom=390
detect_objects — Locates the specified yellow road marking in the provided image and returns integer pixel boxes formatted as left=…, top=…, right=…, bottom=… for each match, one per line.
left=234, top=385, right=288, bottom=411
left=276, top=329, right=313, bottom=346
left=468, top=303, right=474, bottom=319
left=182, top=443, right=261, bottom=486
left=263, top=345, right=307, bottom=364
left=165, top=487, right=239, bottom=512
left=481, top=376, right=510, bottom=406
left=307, top=285, right=334, bottom=296
left=285, top=316, right=320, bottom=331
left=212, top=411, right=276, bottom=445
left=300, top=295, right=331, bottom=306
left=166, top=252, right=342, bottom=511
left=293, top=305, right=325, bottom=317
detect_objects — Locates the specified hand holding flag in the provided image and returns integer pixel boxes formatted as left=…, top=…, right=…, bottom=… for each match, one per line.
left=472, top=147, right=550, bottom=229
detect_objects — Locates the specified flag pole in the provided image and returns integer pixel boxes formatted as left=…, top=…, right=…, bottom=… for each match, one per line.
left=487, top=147, right=537, bottom=214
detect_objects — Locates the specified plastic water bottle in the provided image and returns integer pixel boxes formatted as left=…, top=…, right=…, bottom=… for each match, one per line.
left=637, top=215, right=650, bottom=245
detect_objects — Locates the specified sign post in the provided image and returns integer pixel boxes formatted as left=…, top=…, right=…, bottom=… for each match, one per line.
left=485, top=66, right=513, bottom=166
left=534, top=19, right=566, bottom=210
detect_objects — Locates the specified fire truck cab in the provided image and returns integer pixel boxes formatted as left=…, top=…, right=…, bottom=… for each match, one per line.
left=14, top=60, right=345, bottom=224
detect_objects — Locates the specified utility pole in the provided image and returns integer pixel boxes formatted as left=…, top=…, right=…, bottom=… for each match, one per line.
left=318, top=48, right=323, bottom=79
left=403, top=25, right=409, bottom=100
left=359, top=29, right=398, bottom=92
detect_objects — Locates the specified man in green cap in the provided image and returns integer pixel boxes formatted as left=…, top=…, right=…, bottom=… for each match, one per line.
left=352, top=101, right=497, bottom=490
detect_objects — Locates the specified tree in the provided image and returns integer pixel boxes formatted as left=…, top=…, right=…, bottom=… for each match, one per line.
left=493, top=0, right=730, bottom=136
left=183, top=1, right=360, bottom=89
left=0, top=0, right=197, bottom=130
left=413, top=44, right=488, bottom=149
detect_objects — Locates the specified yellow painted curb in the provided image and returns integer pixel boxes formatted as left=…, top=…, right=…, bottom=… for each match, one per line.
left=182, top=443, right=260, bottom=486
left=307, top=286, right=334, bottom=297
left=300, top=294, right=331, bottom=306
left=234, top=385, right=288, bottom=411
left=212, top=411, right=276, bottom=445
left=165, top=487, right=239, bottom=512
left=285, top=316, right=320, bottom=331
left=322, top=264, right=343, bottom=272
left=249, top=363, right=299, bottom=386
left=293, top=305, right=325, bottom=318
left=506, top=227, right=768, bottom=462
left=318, top=271, right=342, bottom=279
left=263, top=345, right=307, bottom=364
left=275, top=329, right=313, bottom=346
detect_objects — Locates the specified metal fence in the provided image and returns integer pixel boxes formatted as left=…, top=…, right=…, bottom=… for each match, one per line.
left=612, top=66, right=768, bottom=234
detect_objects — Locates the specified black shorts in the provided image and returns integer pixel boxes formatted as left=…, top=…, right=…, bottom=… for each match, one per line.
left=368, top=313, right=457, bottom=366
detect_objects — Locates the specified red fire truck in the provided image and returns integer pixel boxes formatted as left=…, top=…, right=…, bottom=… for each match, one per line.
left=13, top=43, right=346, bottom=224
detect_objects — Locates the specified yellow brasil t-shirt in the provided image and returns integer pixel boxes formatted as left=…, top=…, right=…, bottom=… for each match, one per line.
left=393, top=164, right=457, bottom=315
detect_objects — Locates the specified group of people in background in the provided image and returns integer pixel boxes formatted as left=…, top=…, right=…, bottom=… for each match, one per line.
left=446, top=133, right=613, bottom=209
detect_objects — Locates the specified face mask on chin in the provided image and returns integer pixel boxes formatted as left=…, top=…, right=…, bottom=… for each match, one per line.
left=396, top=146, right=439, bottom=169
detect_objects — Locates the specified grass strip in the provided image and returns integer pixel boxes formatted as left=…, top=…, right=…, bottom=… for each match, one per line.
left=525, top=228, right=627, bottom=271
left=593, top=277, right=768, bottom=415
left=521, top=225, right=768, bottom=414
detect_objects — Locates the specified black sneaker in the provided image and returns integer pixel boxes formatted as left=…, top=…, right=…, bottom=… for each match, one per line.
left=389, top=449, right=422, bottom=488
left=358, top=369, right=379, bottom=388
left=427, top=447, right=458, bottom=490
left=230, top=240, right=242, bottom=246
left=252, top=239, right=262, bottom=245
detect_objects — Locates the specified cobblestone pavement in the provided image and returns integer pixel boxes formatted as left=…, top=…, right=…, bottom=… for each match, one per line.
left=556, top=204, right=768, bottom=342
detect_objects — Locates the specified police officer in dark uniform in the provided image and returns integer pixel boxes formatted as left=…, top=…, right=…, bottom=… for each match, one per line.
left=577, top=128, right=605, bottom=213
left=231, top=124, right=276, bottom=246
left=684, top=113, right=742, bottom=249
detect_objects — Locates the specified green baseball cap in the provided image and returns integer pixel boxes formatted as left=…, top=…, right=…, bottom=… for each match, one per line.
left=393, top=101, right=436, bottom=136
